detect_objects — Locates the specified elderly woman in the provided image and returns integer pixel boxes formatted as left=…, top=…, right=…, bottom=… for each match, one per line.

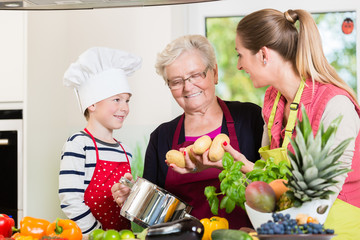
left=112, top=34, right=263, bottom=229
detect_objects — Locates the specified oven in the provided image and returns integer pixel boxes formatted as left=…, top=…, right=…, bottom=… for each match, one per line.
left=0, top=109, right=23, bottom=225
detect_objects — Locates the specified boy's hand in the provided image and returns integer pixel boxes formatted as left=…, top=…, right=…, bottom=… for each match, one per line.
left=112, top=172, right=132, bottom=207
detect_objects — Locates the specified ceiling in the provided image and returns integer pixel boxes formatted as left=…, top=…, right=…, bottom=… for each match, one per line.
left=0, top=0, right=219, bottom=10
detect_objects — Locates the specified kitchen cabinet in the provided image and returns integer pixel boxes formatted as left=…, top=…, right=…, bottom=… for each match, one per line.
left=0, top=11, right=26, bottom=102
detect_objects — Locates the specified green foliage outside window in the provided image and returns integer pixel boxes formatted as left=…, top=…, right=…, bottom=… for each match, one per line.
left=206, top=12, right=357, bottom=107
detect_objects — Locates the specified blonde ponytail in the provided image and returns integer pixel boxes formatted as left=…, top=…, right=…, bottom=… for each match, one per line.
left=294, top=9, right=358, bottom=104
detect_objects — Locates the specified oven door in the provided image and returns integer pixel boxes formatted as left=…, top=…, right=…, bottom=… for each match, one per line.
left=0, top=119, right=23, bottom=225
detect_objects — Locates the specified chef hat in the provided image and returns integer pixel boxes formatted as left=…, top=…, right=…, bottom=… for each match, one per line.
left=63, top=47, right=142, bottom=113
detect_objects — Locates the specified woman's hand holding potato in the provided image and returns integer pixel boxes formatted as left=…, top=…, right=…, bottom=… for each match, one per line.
left=165, top=134, right=230, bottom=174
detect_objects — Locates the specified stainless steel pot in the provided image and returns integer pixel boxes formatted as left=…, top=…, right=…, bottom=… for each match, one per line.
left=119, top=177, right=193, bottom=228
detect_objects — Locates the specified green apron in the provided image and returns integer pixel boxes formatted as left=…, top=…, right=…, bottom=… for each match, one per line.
left=258, top=80, right=305, bottom=164
left=259, top=80, right=360, bottom=239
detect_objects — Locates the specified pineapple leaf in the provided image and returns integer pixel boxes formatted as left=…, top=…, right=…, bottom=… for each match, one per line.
left=316, top=154, right=338, bottom=172
left=293, top=127, right=308, bottom=163
left=304, top=189, right=317, bottom=195
left=318, top=165, right=340, bottom=178
left=299, top=195, right=312, bottom=202
left=308, top=127, right=322, bottom=162
left=327, top=138, right=353, bottom=161
left=294, top=192, right=304, bottom=199
left=289, top=137, right=302, bottom=168
left=320, top=115, right=343, bottom=146
left=318, top=123, right=334, bottom=150
left=288, top=180, right=302, bottom=192
left=292, top=170, right=304, bottom=181
left=287, top=153, right=300, bottom=173
left=307, top=178, right=327, bottom=188
left=321, top=168, right=352, bottom=180
left=305, top=126, right=315, bottom=148
left=297, top=181, right=308, bottom=190
left=312, top=182, right=336, bottom=190
left=303, top=166, right=318, bottom=182
left=320, top=190, right=336, bottom=198
left=293, top=199, right=303, bottom=207
left=299, top=106, right=313, bottom=142
left=302, top=153, right=315, bottom=172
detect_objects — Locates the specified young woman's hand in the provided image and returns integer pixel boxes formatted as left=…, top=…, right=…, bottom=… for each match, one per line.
left=222, top=142, right=254, bottom=173
left=111, top=172, right=133, bottom=207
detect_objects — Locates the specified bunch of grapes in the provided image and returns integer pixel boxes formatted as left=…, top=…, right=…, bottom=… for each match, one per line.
left=256, top=213, right=335, bottom=235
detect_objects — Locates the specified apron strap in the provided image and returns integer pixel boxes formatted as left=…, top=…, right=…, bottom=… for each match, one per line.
left=84, top=128, right=100, bottom=160
left=84, top=128, right=130, bottom=164
left=217, top=97, right=240, bottom=152
left=282, top=80, right=305, bottom=147
left=267, top=92, right=282, bottom=144
left=115, top=140, right=130, bottom=165
left=172, top=114, right=185, bottom=148
left=267, top=80, right=306, bottom=148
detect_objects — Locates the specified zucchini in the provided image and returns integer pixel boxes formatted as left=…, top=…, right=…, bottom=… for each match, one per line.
left=211, top=229, right=252, bottom=240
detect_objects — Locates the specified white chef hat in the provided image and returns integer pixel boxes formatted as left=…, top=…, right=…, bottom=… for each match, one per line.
left=63, top=47, right=142, bottom=113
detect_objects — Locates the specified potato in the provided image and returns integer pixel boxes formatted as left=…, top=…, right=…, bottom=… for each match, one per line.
left=193, top=135, right=212, bottom=154
left=166, top=149, right=185, bottom=168
left=209, top=133, right=230, bottom=162
left=185, top=144, right=196, bottom=162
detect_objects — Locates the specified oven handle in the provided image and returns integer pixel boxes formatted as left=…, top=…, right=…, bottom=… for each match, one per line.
left=0, top=139, right=9, bottom=145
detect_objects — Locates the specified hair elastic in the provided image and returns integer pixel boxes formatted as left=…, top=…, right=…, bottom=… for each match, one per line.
left=284, top=10, right=296, bottom=24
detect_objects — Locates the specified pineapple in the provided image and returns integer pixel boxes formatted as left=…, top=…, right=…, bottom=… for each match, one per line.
left=286, top=106, right=352, bottom=207
left=277, top=192, right=294, bottom=211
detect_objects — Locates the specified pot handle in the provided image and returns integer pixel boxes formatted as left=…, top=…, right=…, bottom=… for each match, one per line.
left=119, top=176, right=134, bottom=189
left=183, top=213, right=198, bottom=220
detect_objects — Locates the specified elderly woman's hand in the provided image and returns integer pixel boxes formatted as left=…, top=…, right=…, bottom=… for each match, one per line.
left=111, top=172, right=133, bottom=207
left=222, top=142, right=254, bottom=173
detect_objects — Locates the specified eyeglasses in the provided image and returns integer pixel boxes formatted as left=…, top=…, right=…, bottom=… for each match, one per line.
left=167, top=66, right=210, bottom=90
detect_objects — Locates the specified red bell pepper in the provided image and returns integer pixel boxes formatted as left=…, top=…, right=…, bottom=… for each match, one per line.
left=0, top=214, right=15, bottom=238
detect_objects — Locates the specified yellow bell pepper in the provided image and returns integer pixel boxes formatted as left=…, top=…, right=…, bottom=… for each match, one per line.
left=12, top=234, right=36, bottom=240
left=46, top=218, right=82, bottom=240
left=200, top=216, right=229, bottom=240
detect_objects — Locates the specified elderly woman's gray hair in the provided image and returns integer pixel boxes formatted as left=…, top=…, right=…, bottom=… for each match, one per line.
left=155, top=34, right=217, bottom=83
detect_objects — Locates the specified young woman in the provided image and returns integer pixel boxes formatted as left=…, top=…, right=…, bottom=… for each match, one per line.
left=230, top=8, right=360, bottom=238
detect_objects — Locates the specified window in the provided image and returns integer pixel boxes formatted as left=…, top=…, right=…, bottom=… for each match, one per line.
left=205, top=12, right=357, bottom=106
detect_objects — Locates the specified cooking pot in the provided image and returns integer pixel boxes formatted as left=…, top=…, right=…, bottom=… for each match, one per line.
left=119, top=177, right=193, bottom=228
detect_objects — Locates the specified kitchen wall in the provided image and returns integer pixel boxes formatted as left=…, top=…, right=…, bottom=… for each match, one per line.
left=24, top=5, right=188, bottom=220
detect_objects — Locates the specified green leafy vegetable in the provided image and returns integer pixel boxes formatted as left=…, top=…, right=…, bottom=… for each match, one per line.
left=204, top=154, right=292, bottom=215
left=245, top=157, right=291, bottom=183
left=204, top=152, right=248, bottom=215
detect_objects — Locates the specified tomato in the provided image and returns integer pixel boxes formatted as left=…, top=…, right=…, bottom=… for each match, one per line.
left=118, top=230, right=135, bottom=240
left=89, top=229, right=105, bottom=240
left=103, top=230, right=121, bottom=240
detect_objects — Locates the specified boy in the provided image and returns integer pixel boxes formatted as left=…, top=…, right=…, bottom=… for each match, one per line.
left=59, top=47, right=141, bottom=234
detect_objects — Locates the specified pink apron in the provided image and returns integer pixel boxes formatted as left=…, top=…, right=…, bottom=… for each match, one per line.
left=83, top=128, right=131, bottom=230
left=165, top=98, right=252, bottom=229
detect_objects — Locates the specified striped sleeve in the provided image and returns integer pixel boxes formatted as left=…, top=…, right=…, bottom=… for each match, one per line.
left=59, top=133, right=101, bottom=234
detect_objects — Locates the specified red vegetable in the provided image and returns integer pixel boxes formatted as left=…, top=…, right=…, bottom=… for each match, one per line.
left=0, top=214, right=15, bottom=238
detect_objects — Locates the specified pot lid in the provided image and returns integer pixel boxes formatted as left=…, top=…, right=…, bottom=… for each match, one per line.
left=0, top=0, right=220, bottom=10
